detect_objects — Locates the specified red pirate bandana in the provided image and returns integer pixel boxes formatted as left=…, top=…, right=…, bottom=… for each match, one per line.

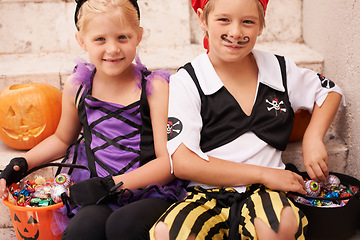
left=191, top=0, right=269, bottom=52
left=191, top=0, right=269, bottom=13
left=191, top=0, right=208, bottom=11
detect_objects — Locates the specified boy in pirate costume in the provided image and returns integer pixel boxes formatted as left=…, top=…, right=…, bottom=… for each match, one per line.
left=0, top=0, right=187, bottom=239
left=150, top=0, right=344, bottom=239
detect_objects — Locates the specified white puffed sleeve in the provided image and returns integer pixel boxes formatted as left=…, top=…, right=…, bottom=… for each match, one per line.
left=167, top=69, right=209, bottom=173
left=285, top=57, right=345, bottom=113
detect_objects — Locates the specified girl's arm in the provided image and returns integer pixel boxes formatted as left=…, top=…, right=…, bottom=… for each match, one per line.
left=0, top=77, right=82, bottom=198
left=112, top=75, right=174, bottom=188
left=302, top=92, right=342, bottom=183
left=24, top=77, right=82, bottom=169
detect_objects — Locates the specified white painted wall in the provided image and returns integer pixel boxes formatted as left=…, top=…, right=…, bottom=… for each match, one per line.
left=303, top=0, right=360, bottom=177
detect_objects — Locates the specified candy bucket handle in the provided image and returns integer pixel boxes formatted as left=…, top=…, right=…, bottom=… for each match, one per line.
left=23, top=162, right=90, bottom=179
left=289, top=191, right=354, bottom=201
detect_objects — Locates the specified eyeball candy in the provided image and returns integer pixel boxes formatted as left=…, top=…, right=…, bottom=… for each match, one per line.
left=325, top=175, right=340, bottom=192
left=54, top=173, right=71, bottom=188
left=305, top=180, right=321, bottom=196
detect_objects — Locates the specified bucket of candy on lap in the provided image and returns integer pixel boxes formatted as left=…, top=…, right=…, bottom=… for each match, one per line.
left=2, top=162, right=89, bottom=240
left=286, top=163, right=360, bottom=240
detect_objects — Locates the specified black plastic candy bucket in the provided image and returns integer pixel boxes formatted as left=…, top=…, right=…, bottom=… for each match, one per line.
left=287, top=164, right=360, bottom=240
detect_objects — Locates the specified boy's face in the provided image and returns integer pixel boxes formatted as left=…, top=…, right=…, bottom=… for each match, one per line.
left=76, top=13, right=142, bottom=78
left=199, top=0, right=262, bottom=63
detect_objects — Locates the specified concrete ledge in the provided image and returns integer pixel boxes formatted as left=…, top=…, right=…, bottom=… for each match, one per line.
left=0, top=42, right=324, bottom=91
left=0, top=142, right=61, bottom=228
left=0, top=130, right=349, bottom=227
left=283, top=135, right=348, bottom=174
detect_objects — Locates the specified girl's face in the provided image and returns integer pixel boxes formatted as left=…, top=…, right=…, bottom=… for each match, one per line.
left=76, top=13, right=142, bottom=79
left=199, top=0, right=263, bottom=64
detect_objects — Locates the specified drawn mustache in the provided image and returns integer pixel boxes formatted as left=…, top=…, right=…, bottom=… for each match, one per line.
left=221, top=34, right=250, bottom=45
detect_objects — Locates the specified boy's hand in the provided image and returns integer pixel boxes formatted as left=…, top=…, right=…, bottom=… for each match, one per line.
left=261, top=168, right=306, bottom=195
left=302, top=137, right=329, bottom=183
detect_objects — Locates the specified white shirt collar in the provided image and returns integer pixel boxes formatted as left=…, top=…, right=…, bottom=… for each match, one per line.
left=191, top=49, right=285, bottom=95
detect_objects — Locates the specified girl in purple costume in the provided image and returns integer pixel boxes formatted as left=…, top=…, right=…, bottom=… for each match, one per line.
left=0, top=0, right=187, bottom=239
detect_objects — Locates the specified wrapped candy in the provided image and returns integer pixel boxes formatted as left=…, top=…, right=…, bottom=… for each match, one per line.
left=51, top=185, right=68, bottom=203
left=340, top=192, right=352, bottom=205
left=289, top=174, right=360, bottom=208
left=34, top=176, right=46, bottom=185
left=8, top=174, right=73, bottom=207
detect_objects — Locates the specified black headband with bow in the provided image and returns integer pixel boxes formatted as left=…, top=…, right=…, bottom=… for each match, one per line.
left=74, top=0, right=140, bottom=30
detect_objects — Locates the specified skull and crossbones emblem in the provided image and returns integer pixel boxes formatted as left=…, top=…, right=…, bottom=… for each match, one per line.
left=318, top=74, right=335, bottom=89
left=266, top=98, right=287, bottom=114
left=167, top=117, right=183, bottom=140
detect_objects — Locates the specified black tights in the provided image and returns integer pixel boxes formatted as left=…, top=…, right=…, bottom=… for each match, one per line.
left=61, top=198, right=171, bottom=240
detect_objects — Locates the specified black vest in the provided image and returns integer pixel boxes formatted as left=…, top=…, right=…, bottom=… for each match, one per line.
left=76, top=69, right=155, bottom=177
left=181, top=55, right=294, bottom=152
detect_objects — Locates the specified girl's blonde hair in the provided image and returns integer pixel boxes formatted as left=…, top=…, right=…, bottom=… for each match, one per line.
left=76, top=0, right=141, bottom=35
left=202, top=0, right=266, bottom=30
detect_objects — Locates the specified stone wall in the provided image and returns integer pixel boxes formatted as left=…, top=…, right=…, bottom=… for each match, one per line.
left=303, top=0, right=360, bottom=178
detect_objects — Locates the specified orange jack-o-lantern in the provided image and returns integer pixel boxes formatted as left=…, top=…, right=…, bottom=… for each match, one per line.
left=0, top=83, right=62, bottom=150
left=289, top=109, right=312, bottom=142
left=7, top=206, right=62, bottom=240
left=13, top=214, right=40, bottom=240
left=3, top=182, right=63, bottom=240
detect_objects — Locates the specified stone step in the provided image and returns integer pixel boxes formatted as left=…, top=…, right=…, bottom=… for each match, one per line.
left=0, top=138, right=352, bottom=239
left=1, top=225, right=360, bottom=240
left=0, top=41, right=324, bottom=90
left=0, top=134, right=348, bottom=228
left=0, top=40, right=328, bottom=229
left=0, top=0, right=303, bottom=56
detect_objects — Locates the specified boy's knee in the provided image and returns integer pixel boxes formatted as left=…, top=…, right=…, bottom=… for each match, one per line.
left=254, top=206, right=298, bottom=240
left=152, top=222, right=169, bottom=240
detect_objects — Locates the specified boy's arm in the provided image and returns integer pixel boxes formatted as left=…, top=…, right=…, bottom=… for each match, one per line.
left=302, top=92, right=342, bottom=183
left=172, top=143, right=306, bottom=194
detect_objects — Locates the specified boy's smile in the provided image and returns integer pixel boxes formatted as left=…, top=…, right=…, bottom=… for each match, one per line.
left=221, top=34, right=250, bottom=45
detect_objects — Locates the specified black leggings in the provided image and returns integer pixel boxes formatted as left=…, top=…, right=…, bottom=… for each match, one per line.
left=61, top=198, right=171, bottom=240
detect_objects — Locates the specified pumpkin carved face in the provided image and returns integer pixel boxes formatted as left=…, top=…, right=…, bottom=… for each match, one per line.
left=0, top=83, right=62, bottom=150
left=13, top=214, right=40, bottom=240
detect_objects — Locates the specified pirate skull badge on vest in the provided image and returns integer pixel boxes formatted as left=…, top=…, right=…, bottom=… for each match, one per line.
left=266, top=98, right=287, bottom=116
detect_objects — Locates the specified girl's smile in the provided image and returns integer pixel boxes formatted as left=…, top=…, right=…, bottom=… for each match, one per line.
left=76, top=13, right=142, bottom=79
left=103, top=57, right=125, bottom=63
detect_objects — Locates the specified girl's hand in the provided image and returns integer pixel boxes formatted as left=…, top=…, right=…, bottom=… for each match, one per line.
left=261, top=168, right=306, bottom=195
left=0, top=157, right=28, bottom=187
left=302, top=137, right=329, bottom=183
left=0, top=178, right=8, bottom=200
